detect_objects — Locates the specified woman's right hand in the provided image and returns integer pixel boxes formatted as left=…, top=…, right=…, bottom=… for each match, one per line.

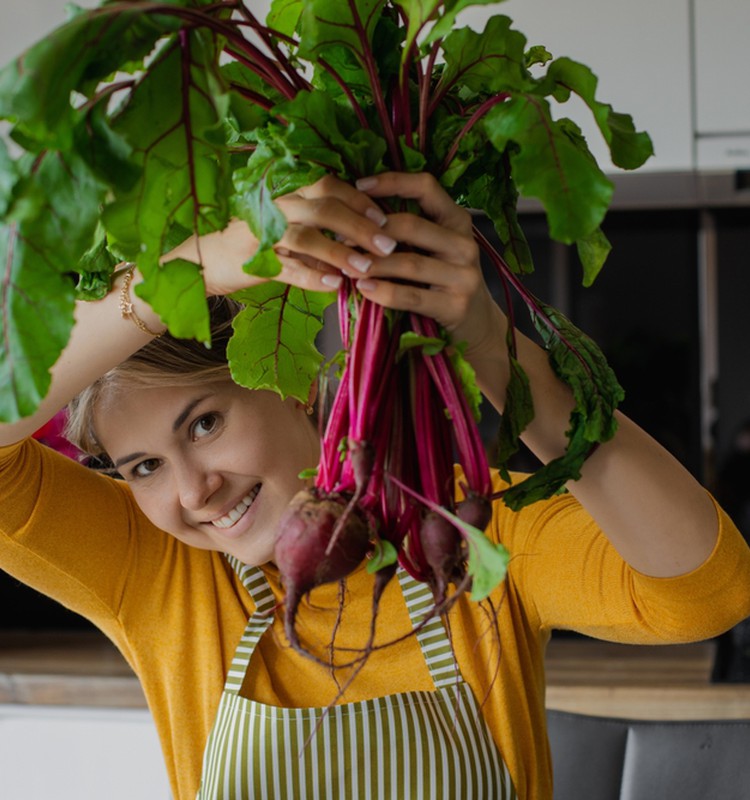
left=164, top=175, right=397, bottom=297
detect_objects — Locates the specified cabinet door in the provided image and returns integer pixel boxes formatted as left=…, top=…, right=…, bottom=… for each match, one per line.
left=694, top=0, right=750, bottom=169
left=0, top=705, right=171, bottom=799
left=458, top=0, right=694, bottom=173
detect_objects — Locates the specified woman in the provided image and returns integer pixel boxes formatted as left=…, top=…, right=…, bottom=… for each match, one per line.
left=1, top=172, right=748, bottom=799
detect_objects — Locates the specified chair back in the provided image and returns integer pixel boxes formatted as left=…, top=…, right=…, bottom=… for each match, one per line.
left=547, top=709, right=750, bottom=800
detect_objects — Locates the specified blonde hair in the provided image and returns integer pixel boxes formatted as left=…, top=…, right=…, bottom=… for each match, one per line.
left=65, top=297, right=241, bottom=458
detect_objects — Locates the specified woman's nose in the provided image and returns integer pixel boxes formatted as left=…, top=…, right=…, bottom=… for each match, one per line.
left=175, top=465, right=221, bottom=511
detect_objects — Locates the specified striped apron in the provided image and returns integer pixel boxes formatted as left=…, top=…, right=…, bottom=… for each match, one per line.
left=196, top=557, right=517, bottom=799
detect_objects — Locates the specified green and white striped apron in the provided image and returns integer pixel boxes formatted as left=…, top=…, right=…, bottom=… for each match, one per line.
left=196, top=557, right=517, bottom=799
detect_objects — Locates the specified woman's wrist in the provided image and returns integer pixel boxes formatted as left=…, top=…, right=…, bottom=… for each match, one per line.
left=114, top=264, right=167, bottom=338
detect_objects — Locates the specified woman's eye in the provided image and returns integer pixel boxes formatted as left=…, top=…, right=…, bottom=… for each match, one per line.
left=133, top=458, right=160, bottom=478
left=192, top=413, right=220, bottom=440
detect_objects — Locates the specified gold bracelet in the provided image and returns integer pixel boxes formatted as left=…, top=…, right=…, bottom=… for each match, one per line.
left=118, top=263, right=165, bottom=337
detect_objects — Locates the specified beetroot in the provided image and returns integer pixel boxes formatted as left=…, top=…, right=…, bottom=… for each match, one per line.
left=419, top=511, right=465, bottom=604
left=457, top=493, right=493, bottom=533
left=274, top=489, right=371, bottom=655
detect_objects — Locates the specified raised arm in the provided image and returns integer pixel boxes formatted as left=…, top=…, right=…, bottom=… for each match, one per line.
left=351, top=171, right=719, bottom=579
left=0, top=178, right=391, bottom=447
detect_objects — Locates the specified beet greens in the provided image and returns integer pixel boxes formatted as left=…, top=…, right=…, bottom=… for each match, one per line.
left=0, top=0, right=652, bottom=654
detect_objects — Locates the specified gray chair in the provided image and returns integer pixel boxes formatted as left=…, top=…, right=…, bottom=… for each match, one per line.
left=547, top=709, right=750, bottom=799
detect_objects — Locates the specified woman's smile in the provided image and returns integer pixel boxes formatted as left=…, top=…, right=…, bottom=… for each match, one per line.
left=206, top=483, right=262, bottom=532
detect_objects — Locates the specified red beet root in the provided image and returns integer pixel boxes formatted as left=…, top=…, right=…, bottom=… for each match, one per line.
left=275, top=489, right=371, bottom=654
left=456, top=493, right=492, bottom=533
left=419, top=511, right=465, bottom=604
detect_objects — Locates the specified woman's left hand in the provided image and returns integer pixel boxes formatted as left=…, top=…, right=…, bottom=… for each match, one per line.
left=347, top=172, right=507, bottom=366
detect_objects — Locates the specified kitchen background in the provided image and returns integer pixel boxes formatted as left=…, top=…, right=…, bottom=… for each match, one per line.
left=0, top=0, right=748, bottom=630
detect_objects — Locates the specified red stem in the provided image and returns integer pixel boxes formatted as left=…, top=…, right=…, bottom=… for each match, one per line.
left=440, top=93, right=510, bottom=174
left=346, top=0, right=401, bottom=168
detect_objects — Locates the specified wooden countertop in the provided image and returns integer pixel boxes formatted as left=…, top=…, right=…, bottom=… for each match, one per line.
left=0, top=631, right=146, bottom=709
left=0, top=631, right=748, bottom=719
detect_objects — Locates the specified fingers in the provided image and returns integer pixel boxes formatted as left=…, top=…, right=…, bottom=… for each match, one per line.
left=336, top=174, right=482, bottom=331
left=276, top=174, right=396, bottom=262
left=355, top=172, right=473, bottom=236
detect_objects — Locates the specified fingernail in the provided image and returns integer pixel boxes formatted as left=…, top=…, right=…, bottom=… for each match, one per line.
left=356, top=279, right=377, bottom=292
left=365, top=207, right=387, bottom=227
left=347, top=253, right=372, bottom=273
left=356, top=176, right=378, bottom=191
left=321, top=274, right=343, bottom=289
left=373, top=233, right=397, bottom=256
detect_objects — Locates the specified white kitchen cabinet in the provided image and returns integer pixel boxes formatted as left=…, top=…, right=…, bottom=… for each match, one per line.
left=0, top=705, right=170, bottom=799
left=693, top=0, right=750, bottom=169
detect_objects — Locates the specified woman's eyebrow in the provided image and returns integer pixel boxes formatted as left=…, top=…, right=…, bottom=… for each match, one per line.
left=114, top=451, right=146, bottom=470
left=172, top=395, right=211, bottom=433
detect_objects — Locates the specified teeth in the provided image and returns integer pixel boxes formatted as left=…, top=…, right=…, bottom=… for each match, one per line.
left=212, top=485, right=260, bottom=529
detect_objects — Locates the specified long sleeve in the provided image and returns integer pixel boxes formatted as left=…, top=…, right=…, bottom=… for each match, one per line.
left=0, top=438, right=139, bottom=629
left=491, top=470, right=750, bottom=643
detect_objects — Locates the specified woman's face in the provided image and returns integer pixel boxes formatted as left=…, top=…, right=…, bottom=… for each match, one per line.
left=95, top=381, right=319, bottom=565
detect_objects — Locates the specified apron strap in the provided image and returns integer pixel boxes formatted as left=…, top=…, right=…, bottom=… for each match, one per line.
left=397, top=568, right=462, bottom=689
left=223, top=556, right=275, bottom=694
left=223, top=557, right=462, bottom=693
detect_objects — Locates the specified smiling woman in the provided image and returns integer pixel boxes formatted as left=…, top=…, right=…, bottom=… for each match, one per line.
left=0, top=174, right=749, bottom=800
left=65, top=298, right=321, bottom=566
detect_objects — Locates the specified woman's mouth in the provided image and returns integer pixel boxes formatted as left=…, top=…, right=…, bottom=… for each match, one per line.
left=210, top=484, right=261, bottom=530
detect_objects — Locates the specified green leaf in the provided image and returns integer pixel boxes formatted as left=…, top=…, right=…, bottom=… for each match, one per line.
left=272, top=91, right=351, bottom=176
left=310, top=43, right=373, bottom=103
left=392, top=0, right=441, bottom=56
left=463, top=515, right=510, bottom=601
left=267, top=0, right=305, bottom=36
left=72, top=103, right=141, bottom=192
left=232, top=143, right=291, bottom=278
left=102, top=29, right=230, bottom=289
left=501, top=300, right=624, bottom=509
left=75, top=227, right=120, bottom=301
left=421, top=0, right=502, bottom=46
left=463, top=167, right=534, bottom=274
left=495, top=351, right=534, bottom=478
left=449, top=342, right=482, bottom=422
left=389, top=475, right=509, bottom=602
left=0, top=222, right=75, bottom=420
left=0, top=149, right=103, bottom=420
left=0, top=138, right=18, bottom=217
left=484, top=97, right=614, bottom=243
left=298, top=0, right=387, bottom=61
left=544, top=57, right=654, bottom=170
left=135, top=258, right=210, bottom=342
left=397, top=331, right=445, bottom=358
left=399, top=137, right=427, bottom=172
left=220, top=62, right=276, bottom=136
left=576, top=226, right=611, bottom=287
left=525, top=45, right=553, bottom=68
left=366, top=538, right=398, bottom=574
left=501, top=422, right=589, bottom=509
left=12, top=150, right=106, bottom=269
left=440, top=16, right=529, bottom=95
left=535, top=302, right=624, bottom=442
left=228, top=283, right=334, bottom=401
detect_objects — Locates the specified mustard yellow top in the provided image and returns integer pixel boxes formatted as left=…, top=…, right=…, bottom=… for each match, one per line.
left=2, top=438, right=749, bottom=800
